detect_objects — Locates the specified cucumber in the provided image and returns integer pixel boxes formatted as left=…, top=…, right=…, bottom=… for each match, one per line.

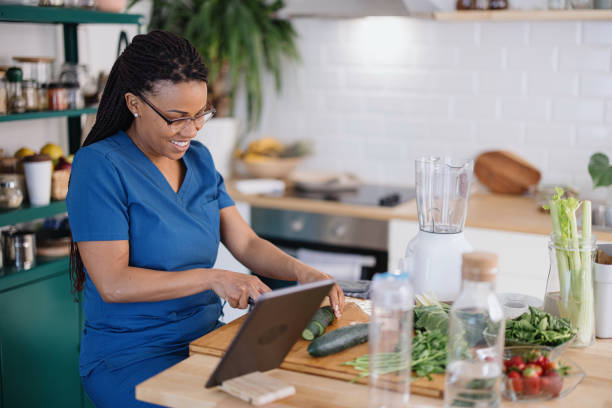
left=307, top=323, right=369, bottom=357
left=302, top=306, right=335, bottom=341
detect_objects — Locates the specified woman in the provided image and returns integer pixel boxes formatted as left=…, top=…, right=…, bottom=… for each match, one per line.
left=67, top=30, right=344, bottom=408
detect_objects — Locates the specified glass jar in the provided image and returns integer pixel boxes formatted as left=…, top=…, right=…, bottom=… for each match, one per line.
left=445, top=252, right=504, bottom=408
left=0, top=71, right=7, bottom=115
left=37, top=84, right=48, bottom=111
left=64, top=81, right=84, bottom=109
left=22, top=79, right=38, bottom=111
left=47, top=82, right=68, bottom=111
left=13, top=56, right=54, bottom=85
left=544, top=233, right=596, bottom=347
left=6, top=67, right=26, bottom=114
left=0, top=180, right=24, bottom=209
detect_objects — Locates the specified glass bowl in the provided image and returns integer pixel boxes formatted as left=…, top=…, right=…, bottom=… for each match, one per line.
left=501, top=346, right=585, bottom=402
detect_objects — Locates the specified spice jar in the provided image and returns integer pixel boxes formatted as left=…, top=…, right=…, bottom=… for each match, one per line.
left=37, top=84, right=48, bottom=111
left=6, top=67, right=26, bottom=114
left=47, top=82, right=68, bottom=111
left=0, top=71, right=7, bottom=115
left=22, top=79, right=38, bottom=111
left=0, top=180, right=24, bottom=209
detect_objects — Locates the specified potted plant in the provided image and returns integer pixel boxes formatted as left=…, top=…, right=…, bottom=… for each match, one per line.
left=129, top=0, right=300, bottom=176
left=588, top=152, right=612, bottom=225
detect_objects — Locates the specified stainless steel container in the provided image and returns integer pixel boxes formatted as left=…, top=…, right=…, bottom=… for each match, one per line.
left=2, top=227, right=18, bottom=267
left=14, top=230, right=36, bottom=270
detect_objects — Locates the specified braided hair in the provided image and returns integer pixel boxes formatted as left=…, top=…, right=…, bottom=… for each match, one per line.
left=70, top=30, right=209, bottom=296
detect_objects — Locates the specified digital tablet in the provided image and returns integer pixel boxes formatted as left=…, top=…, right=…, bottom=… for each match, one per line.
left=205, top=279, right=335, bottom=388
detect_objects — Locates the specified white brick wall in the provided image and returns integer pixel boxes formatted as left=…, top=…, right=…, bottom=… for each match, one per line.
left=241, top=18, right=612, bottom=195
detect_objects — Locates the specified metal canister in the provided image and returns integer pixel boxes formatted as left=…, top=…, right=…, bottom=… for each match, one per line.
left=14, top=230, right=36, bottom=270
left=2, top=227, right=18, bottom=267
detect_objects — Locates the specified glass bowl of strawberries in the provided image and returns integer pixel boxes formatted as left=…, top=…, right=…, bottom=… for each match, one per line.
left=502, top=346, right=585, bottom=402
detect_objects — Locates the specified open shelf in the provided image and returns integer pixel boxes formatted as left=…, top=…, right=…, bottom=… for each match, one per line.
left=0, top=255, right=69, bottom=293
left=0, top=107, right=97, bottom=123
left=433, top=9, right=612, bottom=21
left=0, top=200, right=67, bottom=228
left=0, top=4, right=143, bottom=25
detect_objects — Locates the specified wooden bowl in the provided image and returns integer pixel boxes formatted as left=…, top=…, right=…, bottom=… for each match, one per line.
left=240, top=157, right=302, bottom=179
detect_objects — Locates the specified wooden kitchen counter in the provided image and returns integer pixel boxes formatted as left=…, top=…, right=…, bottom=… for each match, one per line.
left=136, top=338, right=612, bottom=408
left=227, top=184, right=612, bottom=242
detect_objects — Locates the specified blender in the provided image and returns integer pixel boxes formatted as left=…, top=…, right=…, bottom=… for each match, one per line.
left=401, top=157, right=474, bottom=302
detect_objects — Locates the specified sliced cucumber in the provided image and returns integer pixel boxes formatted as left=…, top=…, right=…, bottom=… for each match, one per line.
left=302, top=306, right=335, bottom=341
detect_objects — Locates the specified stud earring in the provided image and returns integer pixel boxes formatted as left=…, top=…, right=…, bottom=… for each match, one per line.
left=133, top=112, right=139, bottom=118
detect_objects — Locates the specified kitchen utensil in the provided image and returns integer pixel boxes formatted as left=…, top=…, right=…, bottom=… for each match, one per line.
left=2, top=226, right=18, bottom=267
left=474, top=150, right=541, bottom=195
left=14, top=230, right=36, bottom=270
left=595, top=244, right=612, bottom=338
left=401, top=157, right=474, bottom=302
left=190, top=302, right=446, bottom=398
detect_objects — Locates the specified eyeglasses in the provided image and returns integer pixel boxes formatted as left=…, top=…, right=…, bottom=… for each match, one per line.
left=137, top=93, right=216, bottom=132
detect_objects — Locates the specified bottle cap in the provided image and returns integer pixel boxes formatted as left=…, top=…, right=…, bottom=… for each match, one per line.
left=462, top=251, right=498, bottom=282
left=6, top=67, right=23, bottom=83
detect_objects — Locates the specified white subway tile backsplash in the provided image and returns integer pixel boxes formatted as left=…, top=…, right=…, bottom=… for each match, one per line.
left=479, top=71, right=525, bottom=95
left=480, top=22, right=528, bottom=46
left=246, top=19, right=612, bottom=193
left=580, top=75, right=612, bottom=97
left=454, top=96, right=498, bottom=119
left=553, top=99, right=605, bottom=122
left=456, top=47, right=504, bottom=69
left=558, top=47, right=611, bottom=72
left=430, top=71, right=476, bottom=94
left=476, top=122, right=524, bottom=144
left=430, top=121, right=474, bottom=142
left=527, top=72, right=578, bottom=96
left=575, top=126, right=612, bottom=148
left=583, top=22, right=612, bottom=46
left=529, top=22, right=580, bottom=46
left=525, top=124, right=573, bottom=147
left=501, top=97, right=549, bottom=121
left=506, top=47, right=555, bottom=70
left=432, top=22, right=477, bottom=45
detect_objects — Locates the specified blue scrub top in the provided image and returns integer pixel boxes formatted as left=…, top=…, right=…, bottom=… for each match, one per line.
left=67, top=130, right=234, bottom=377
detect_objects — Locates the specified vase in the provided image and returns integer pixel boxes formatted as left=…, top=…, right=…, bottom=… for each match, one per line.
left=543, top=234, right=596, bottom=347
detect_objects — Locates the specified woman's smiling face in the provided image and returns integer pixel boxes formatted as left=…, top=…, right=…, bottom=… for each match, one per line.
left=125, top=80, right=209, bottom=162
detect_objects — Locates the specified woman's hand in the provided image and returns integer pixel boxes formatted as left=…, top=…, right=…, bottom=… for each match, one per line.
left=296, top=268, right=345, bottom=319
left=210, top=270, right=271, bottom=309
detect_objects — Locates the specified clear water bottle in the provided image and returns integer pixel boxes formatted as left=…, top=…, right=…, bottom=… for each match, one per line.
left=444, top=252, right=505, bottom=408
left=369, top=272, right=413, bottom=408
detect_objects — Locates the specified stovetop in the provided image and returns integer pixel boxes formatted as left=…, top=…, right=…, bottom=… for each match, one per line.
left=286, top=184, right=416, bottom=207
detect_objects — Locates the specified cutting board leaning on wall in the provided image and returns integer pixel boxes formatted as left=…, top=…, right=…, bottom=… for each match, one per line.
left=474, top=151, right=541, bottom=195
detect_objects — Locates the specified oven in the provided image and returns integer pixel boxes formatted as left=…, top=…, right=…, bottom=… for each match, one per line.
left=251, top=208, right=389, bottom=284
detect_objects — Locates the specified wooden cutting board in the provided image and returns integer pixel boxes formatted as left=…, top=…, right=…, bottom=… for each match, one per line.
left=474, top=150, right=541, bottom=195
left=190, top=302, right=445, bottom=398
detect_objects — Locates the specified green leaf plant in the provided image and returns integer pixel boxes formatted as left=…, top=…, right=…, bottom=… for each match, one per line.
left=588, top=152, right=612, bottom=188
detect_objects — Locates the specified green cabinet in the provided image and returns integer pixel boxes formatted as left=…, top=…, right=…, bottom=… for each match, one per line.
left=0, top=271, right=80, bottom=408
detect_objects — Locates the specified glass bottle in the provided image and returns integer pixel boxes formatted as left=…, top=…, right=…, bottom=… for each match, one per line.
left=444, top=252, right=505, bottom=408
left=0, top=71, right=7, bottom=115
left=0, top=180, right=24, bottom=209
left=490, top=0, right=508, bottom=8
left=456, top=0, right=474, bottom=9
left=22, top=79, right=39, bottom=111
left=6, top=67, right=26, bottom=114
left=369, top=272, right=413, bottom=408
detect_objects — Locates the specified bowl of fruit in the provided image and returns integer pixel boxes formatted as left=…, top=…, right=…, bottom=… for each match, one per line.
left=502, top=346, right=584, bottom=402
left=235, top=137, right=312, bottom=179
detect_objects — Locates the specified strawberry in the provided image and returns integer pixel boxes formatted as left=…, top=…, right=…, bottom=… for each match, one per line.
left=526, top=349, right=541, bottom=363
left=525, top=363, right=543, bottom=377
left=507, top=355, right=526, bottom=371
left=544, top=360, right=558, bottom=372
left=522, top=366, right=541, bottom=396
left=536, top=355, right=548, bottom=367
left=507, top=370, right=523, bottom=393
left=541, top=370, right=563, bottom=397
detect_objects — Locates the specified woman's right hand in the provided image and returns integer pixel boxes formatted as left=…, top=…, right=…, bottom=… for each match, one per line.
left=210, top=270, right=271, bottom=309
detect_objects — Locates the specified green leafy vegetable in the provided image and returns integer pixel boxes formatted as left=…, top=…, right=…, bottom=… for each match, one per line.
left=588, top=152, right=612, bottom=188
left=341, top=329, right=447, bottom=382
left=505, top=306, right=576, bottom=347
left=414, top=304, right=450, bottom=335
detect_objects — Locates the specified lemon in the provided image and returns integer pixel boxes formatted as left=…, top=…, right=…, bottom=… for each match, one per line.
left=14, top=147, right=35, bottom=159
left=40, top=143, right=64, bottom=162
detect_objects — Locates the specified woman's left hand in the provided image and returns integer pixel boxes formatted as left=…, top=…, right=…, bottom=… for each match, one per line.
left=297, top=268, right=345, bottom=319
